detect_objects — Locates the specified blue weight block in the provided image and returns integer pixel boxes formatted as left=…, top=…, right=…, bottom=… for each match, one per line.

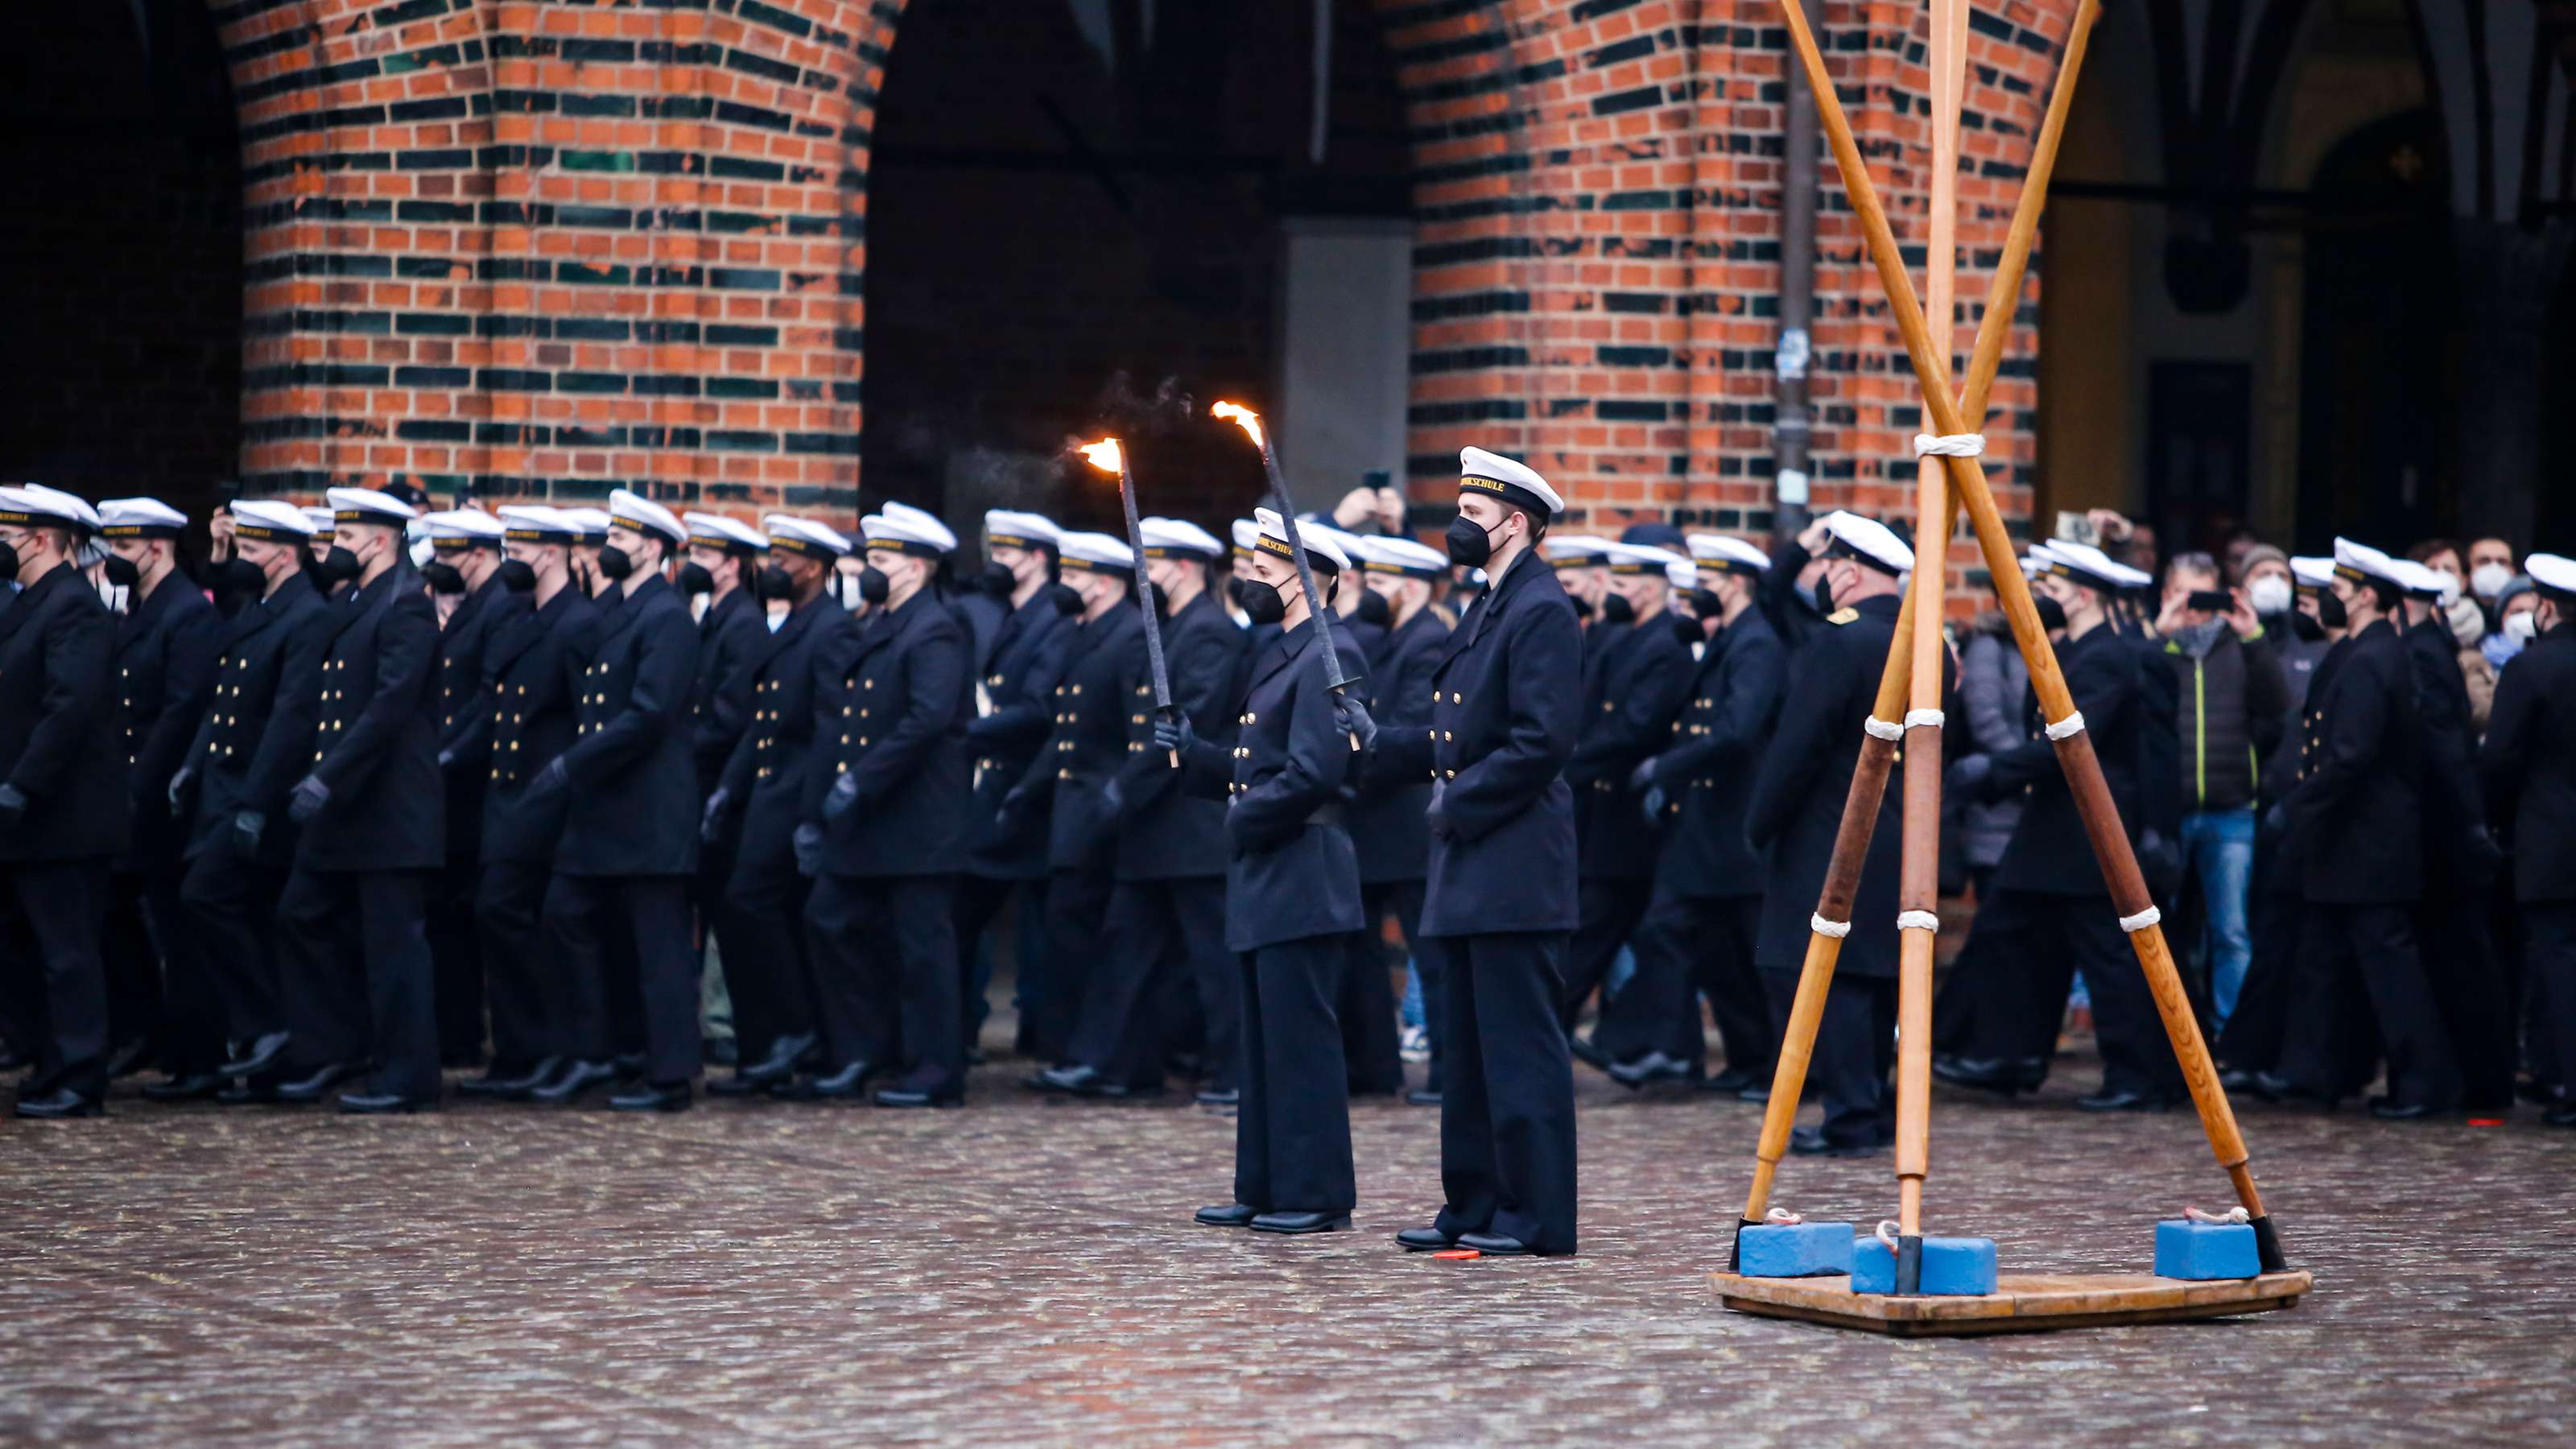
left=1848, top=1235, right=2000, bottom=1296
left=2154, top=1219, right=2260, bottom=1280
left=1738, top=1221, right=1856, bottom=1278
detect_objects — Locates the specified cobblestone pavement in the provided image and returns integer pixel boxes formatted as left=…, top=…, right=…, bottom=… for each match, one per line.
left=5, top=1042, right=2570, bottom=1445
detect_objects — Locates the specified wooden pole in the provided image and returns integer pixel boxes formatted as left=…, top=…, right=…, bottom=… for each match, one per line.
left=1776, top=0, right=2284, bottom=1266
left=1734, top=0, right=2099, bottom=1263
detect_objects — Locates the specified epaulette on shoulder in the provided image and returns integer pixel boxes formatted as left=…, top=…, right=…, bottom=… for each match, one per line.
left=1827, top=607, right=1860, bottom=625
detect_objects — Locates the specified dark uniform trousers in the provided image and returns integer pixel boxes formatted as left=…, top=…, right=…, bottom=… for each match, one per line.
left=1561, top=876, right=1654, bottom=1053
left=544, top=873, right=697, bottom=1083
left=806, top=873, right=962, bottom=1092
left=276, top=869, right=439, bottom=1100
left=1359, top=880, right=1427, bottom=1088
left=1955, top=889, right=2182, bottom=1100
left=180, top=848, right=288, bottom=1045
left=1029, top=863, right=1113, bottom=1062
left=1236, top=935, right=1358, bottom=1215
left=953, top=872, right=1042, bottom=1050
left=106, top=868, right=215, bottom=1072
left=3, top=863, right=112, bottom=1097
left=1068, top=876, right=1229, bottom=1090
left=473, top=858, right=553, bottom=1069
left=2281, top=904, right=2462, bottom=1106
left=1763, top=967, right=1893, bottom=1148
left=1624, top=892, right=1769, bottom=1076
left=2529, top=905, right=2576, bottom=1104
left=424, top=854, right=483, bottom=1062
left=724, top=856, right=818, bottom=1064
left=1427, top=930, right=1578, bottom=1253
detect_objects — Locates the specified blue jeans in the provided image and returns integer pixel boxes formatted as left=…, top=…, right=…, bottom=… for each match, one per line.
left=2181, top=807, right=2256, bottom=1025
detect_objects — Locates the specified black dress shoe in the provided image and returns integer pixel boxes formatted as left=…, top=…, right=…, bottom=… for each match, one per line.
left=1606, top=1051, right=1698, bottom=1090
left=1789, top=1125, right=1880, bottom=1157
left=1026, top=1063, right=1101, bottom=1096
left=142, top=1071, right=225, bottom=1102
left=2217, top=1067, right=2256, bottom=1093
left=703, top=1035, right=740, bottom=1068
left=873, top=1084, right=963, bottom=1108
left=338, top=1090, right=436, bottom=1114
left=1567, top=1035, right=1609, bottom=1071
left=220, top=1030, right=292, bottom=1080
left=1934, top=1055, right=2041, bottom=1096
left=1403, top=1088, right=1442, bottom=1107
left=14, top=1088, right=103, bottom=1119
left=1195, top=1203, right=1260, bottom=1228
left=609, top=1080, right=692, bottom=1113
left=1735, top=1082, right=1772, bottom=1104
left=530, top=1059, right=616, bottom=1104
left=1251, top=1210, right=1350, bottom=1234
left=1456, top=1231, right=1534, bottom=1255
left=773, top=1062, right=876, bottom=1100
left=2544, top=1102, right=2576, bottom=1128
left=706, top=1072, right=771, bottom=1098
left=1194, top=1087, right=1240, bottom=1108
left=611, top=1053, right=648, bottom=1083
left=2075, top=1087, right=2174, bottom=1113
left=1395, top=1226, right=1455, bottom=1252
left=738, top=1034, right=814, bottom=1085
left=106, top=1038, right=157, bottom=1080
left=1703, top=1067, right=1762, bottom=1095
left=276, top=1061, right=366, bottom=1102
left=2368, top=1096, right=2454, bottom=1121
left=457, top=1057, right=560, bottom=1100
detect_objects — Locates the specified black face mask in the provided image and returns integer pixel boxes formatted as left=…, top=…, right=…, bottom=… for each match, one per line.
left=102, top=554, right=142, bottom=588
left=597, top=544, right=634, bottom=583
left=1670, top=614, right=1703, bottom=647
left=978, top=559, right=1016, bottom=596
left=1355, top=588, right=1391, bottom=626
left=1569, top=592, right=1594, bottom=622
left=0, top=540, right=18, bottom=584
left=676, top=561, right=716, bottom=596
left=1445, top=515, right=1496, bottom=568
left=316, top=545, right=362, bottom=586
left=217, top=557, right=267, bottom=596
left=2316, top=591, right=2348, bottom=630
left=2289, top=608, right=2325, bottom=642
left=1600, top=591, right=1636, bottom=625
left=1048, top=581, right=1084, bottom=616
left=758, top=564, right=795, bottom=601
left=423, top=560, right=466, bottom=596
left=858, top=564, right=890, bottom=605
left=2033, top=593, right=2069, bottom=634
left=497, top=558, right=538, bottom=593
left=1690, top=587, right=1727, bottom=621
left=1240, top=578, right=1288, bottom=626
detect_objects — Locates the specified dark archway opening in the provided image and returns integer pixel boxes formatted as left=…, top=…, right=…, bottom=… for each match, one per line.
left=862, top=0, right=1411, bottom=536
left=0, top=0, right=241, bottom=518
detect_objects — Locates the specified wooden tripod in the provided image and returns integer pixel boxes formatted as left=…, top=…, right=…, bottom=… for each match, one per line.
left=1731, top=0, right=2290, bottom=1287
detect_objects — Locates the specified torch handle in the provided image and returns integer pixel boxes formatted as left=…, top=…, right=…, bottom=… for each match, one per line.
left=1251, top=441, right=1352, bottom=692
left=1110, top=458, right=1176, bottom=715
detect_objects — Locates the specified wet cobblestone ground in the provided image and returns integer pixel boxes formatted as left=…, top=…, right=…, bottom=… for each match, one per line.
left=5, top=1041, right=2571, bottom=1444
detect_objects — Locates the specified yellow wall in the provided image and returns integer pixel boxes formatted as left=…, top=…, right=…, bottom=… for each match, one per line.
left=2036, top=70, right=2134, bottom=527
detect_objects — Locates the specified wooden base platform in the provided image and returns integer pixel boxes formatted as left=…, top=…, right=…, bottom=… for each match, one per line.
left=1711, top=1270, right=2313, bottom=1337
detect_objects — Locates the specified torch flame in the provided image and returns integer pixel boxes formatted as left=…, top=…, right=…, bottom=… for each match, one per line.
left=1078, top=438, right=1124, bottom=473
left=1212, top=401, right=1265, bottom=451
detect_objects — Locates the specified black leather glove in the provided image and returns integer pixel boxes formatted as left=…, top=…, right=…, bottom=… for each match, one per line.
left=1626, top=754, right=1659, bottom=795
left=286, top=774, right=331, bottom=824
left=1333, top=693, right=1377, bottom=753
left=0, top=782, right=25, bottom=832
left=700, top=787, right=731, bottom=843
left=1640, top=784, right=1666, bottom=827
left=1944, top=753, right=1995, bottom=802
left=232, top=810, right=266, bottom=857
left=167, top=766, right=195, bottom=814
left=964, top=714, right=1005, bottom=743
left=1151, top=711, right=1195, bottom=756
left=1426, top=780, right=1453, bottom=840
left=526, top=757, right=569, bottom=799
left=791, top=823, right=823, bottom=878
left=822, top=772, right=861, bottom=822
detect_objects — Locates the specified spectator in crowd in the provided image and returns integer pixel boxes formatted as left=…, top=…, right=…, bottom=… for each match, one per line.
left=2156, top=552, right=2288, bottom=1026
left=2487, top=577, right=2541, bottom=674
left=2468, top=537, right=2518, bottom=613
left=1954, top=612, right=2031, bottom=898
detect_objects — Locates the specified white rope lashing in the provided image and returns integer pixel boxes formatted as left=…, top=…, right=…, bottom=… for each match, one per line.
left=1913, top=433, right=1987, bottom=458
left=2119, top=905, right=2163, bottom=933
left=1864, top=716, right=1903, bottom=742
left=1897, top=910, right=1940, bottom=933
left=2044, top=712, right=2086, bottom=741
left=1764, top=1208, right=1805, bottom=1226
left=1876, top=1220, right=1903, bottom=1252
left=2183, top=1205, right=2250, bottom=1226
left=1904, top=708, right=1945, bottom=730
left=1810, top=914, right=1852, bottom=939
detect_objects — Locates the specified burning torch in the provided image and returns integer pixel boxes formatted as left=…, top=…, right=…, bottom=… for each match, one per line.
left=1212, top=402, right=1352, bottom=693
left=1080, top=437, right=1178, bottom=767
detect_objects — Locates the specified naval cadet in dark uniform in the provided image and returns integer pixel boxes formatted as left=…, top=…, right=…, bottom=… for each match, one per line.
left=97, top=497, right=221, bottom=1089
left=453, top=506, right=601, bottom=1100
left=1616, top=533, right=1785, bottom=1092
left=1006, top=530, right=1146, bottom=1067
left=955, top=510, right=1069, bottom=1056
left=269, top=487, right=446, bottom=1113
left=806, top=502, right=975, bottom=1108
left=1036, top=517, right=1244, bottom=1102
left=710, top=514, right=861, bottom=1097
left=1370, top=449, right=1583, bottom=1257
left=0, top=485, right=127, bottom=1117
left=1159, top=509, right=1369, bottom=1235
left=1304, top=521, right=1405, bottom=1097
left=1743, top=512, right=1924, bottom=1156
left=423, top=507, right=517, bottom=1067
left=1942, top=541, right=2183, bottom=1112
left=535, top=490, right=704, bottom=1112
left=1346, top=535, right=1455, bottom=1106
left=2482, top=553, right=2576, bottom=1125
left=679, top=510, right=770, bottom=1065
left=2268, top=539, right=2463, bottom=1117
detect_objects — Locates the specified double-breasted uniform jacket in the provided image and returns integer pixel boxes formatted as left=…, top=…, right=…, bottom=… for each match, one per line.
left=2481, top=621, right=2576, bottom=903
left=465, top=586, right=600, bottom=866
left=433, top=572, right=523, bottom=864
left=1018, top=605, right=1145, bottom=874
left=1370, top=551, right=1583, bottom=939
left=1111, top=590, right=1245, bottom=882
left=809, top=588, right=972, bottom=878
left=1178, top=615, right=1370, bottom=953
left=0, top=564, right=130, bottom=864
left=114, top=572, right=221, bottom=868
left=964, top=592, right=1071, bottom=877
left=1565, top=613, right=1695, bottom=881
left=1649, top=609, right=1785, bottom=899
left=690, top=585, right=768, bottom=803
left=295, top=563, right=444, bottom=874
left=1980, top=622, right=2141, bottom=898
left=184, top=580, right=332, bottom=867
left=2281, top=617, right=2423, bottom=905
left=1349, top=603, right=1451, bottom=886
left=554, top=573, right=702, bottom=879
left=1746, top=593, right=1930, bottom=979
left=717, top=593, right=861, bottom=877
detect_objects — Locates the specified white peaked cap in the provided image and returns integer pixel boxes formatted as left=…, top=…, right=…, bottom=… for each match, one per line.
left=558, top=506, right=611, bottom=541
left=1544, top=534, right=1615, bottom=566
left=1604, top=542, right=1684, bottom=576
left=1139, top=517, right=1224, bottom=558
left=769, top=515, right=854, bottom=558
left=231, top=499, right=316, bottom=539
left=865, top=500, right=956, bottom=554
left=1253, top=507, right=1348, bottom=572
left=1688, top=533, right=1770, bottom=574
left=2520, top=552, right=2575, bottom=600
left=686, top=511, right=770, bottom=551
left=984, top=510, right=1062, bottom=549
left=1819, top=510, right=1914, bottom=575
left=497, top=505, right=576, bottom=543
left=326, top=486, right=418, bottom=526
left=1057, top=531, right=1135, bottom=572
left=607, top=489, right=685, bottom=545
left=1458, top=446, right=1563, bottom=516
left=424, top=508, right=505, bottom=543
left=97, top=497, right=188, bottom=535
left=1354, top=535, right=1450, bottom=576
